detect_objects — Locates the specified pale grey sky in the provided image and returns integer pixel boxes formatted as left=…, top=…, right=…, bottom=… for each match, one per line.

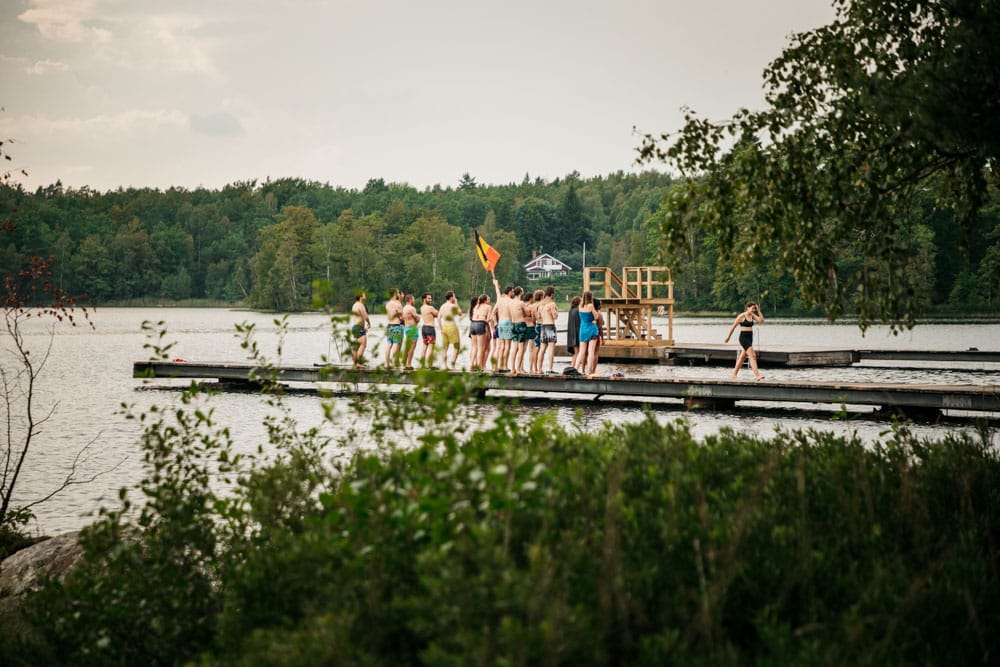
left=0, top=0, right=836, bottom=192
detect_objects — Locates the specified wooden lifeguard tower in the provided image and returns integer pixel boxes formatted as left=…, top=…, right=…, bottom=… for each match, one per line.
left=583, top=266, right=675, bottom=347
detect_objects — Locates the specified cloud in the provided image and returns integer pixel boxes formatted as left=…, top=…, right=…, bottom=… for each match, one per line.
left=189, top=112, right=243, bottom=137
left=0, top=54, right=70, bottom=75
left=17, top=1, right=221, bottom=77
left=18, top=0, right=112, bottom=44
left=6, top=109, right=188, bottom=137
left=139, top=13, right=219, bottom=76
left=26, top=58, right=69, bottom=75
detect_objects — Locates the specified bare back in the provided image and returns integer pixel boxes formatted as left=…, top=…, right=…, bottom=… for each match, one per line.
left=402, top=303, right=419, bottom=326
left=386, top=297, right=403, bottom=324
left=540, top=299, right=558, bottom=325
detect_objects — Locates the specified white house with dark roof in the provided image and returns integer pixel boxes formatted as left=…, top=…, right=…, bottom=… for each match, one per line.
left=523, top=252, right=572, bottom=280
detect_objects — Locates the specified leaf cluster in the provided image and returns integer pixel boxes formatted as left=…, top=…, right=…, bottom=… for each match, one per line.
left=640, top=0, right=1000, bottom=328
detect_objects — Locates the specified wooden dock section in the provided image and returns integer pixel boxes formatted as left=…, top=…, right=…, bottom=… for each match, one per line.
left=556, top=344, right=1000, bottom=367
left=133, top=360, right=1000, bottom=417
left=857, top=349, right=1000, bottom=363
left=554, top=343, right=859, bottom=366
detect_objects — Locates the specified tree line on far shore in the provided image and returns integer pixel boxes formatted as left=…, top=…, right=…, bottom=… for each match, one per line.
left=1, top=170, right=997, bottom=319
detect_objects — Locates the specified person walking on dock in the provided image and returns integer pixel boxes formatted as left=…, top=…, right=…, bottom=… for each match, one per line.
left=725, top=301, right=765, bottom=380
left=350, top=292, right=371, bottom=369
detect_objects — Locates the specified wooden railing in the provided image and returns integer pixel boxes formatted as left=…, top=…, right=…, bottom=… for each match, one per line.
left=622, top=266, right=673, bottom=303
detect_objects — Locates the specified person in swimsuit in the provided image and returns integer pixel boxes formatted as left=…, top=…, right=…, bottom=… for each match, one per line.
left=576, top=291, right=599, bottom=375
left=538, top=285, right=559, bottom=374
left=492, top=277, right=514, bottom=372
left=725, top=301, right=765, bottom=380
left=509, top=286, right=528, bottom=376
left=527, top=289, right=544, bottom=374
left=438, top=290, right=463, bottom=370
left=589, top=298, right=604, bottom=377
left=519, top=290, right=537, bottom=373
left=419, top=292, right=439, bottom=368
left=384, top=288, right=404, bottom=369
left=566, top=295, right=581, bottom=371
left=350, top=292, right=370, bottom=369
left=469, top=294, right=491, bottom=371
left=401, top=293, right=420, bottom=370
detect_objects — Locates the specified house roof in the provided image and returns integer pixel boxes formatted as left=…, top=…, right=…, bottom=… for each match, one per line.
left=523, top=253, right=572, bottom=271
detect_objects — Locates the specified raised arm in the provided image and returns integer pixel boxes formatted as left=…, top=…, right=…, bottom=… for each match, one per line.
left=724, top=314, right=740, bottom=342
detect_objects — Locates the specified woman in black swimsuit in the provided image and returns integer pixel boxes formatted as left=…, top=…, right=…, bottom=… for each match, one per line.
left=724, top=301, right=765, bottom=380
left=469, top=294, right=491, bottom=371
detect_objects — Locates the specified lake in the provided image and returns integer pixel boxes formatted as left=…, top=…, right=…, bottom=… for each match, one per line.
left=7, top=307, right=1000, bottom=535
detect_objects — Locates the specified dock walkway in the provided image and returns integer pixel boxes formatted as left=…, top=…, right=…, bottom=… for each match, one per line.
left=555, top=343, right=1000, bottom=366
left=134, top=360, right=1000, bottom=417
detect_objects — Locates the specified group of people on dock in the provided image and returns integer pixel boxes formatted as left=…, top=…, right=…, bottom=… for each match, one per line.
left=352, top=288, right=766, bottom=379
left=347, top=280, right=607, bottom=376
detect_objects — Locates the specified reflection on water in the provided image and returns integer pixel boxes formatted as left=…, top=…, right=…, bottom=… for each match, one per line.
left=8, top=308, right=1000, bottom=535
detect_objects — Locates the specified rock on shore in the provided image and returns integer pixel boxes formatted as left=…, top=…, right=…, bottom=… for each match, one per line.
left=0, top=532, right=84, bottom=622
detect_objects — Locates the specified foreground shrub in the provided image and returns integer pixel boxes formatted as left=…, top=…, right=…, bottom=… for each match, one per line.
left=199, top=417, right=999, bottom=666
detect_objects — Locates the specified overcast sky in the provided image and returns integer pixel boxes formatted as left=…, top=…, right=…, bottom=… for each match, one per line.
left=1, top=0, right=836, bottom=193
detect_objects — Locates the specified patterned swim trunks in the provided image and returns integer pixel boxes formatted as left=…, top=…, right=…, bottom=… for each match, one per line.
left=498, top=319, right=514, bottom=340
left=421, top=324, right=437, bottom=346
left=387, top=323, right=404, bottom=345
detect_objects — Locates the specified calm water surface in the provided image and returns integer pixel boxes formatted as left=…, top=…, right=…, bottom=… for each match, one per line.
left=8, top=308, right=1000, bottom=535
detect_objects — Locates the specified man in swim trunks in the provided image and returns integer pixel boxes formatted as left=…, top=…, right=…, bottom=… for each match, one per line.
left=539, top=285, right=559, bottom=374
left=509, top=286, right=528, bottom=376
left=419, top=292, right=439, bottom=368
left=401, top=293, right=420, bottom=370
left=350, top=292, right=370, bottom=368
left=522, top=290, right=538, bottom=374
left=438, top=290, right=463, bottom=370
left=492, top=276, right=514, bottom=373
left=384, top=288, right=404, bottom=369
left=528, top=289, right=546, bottom=374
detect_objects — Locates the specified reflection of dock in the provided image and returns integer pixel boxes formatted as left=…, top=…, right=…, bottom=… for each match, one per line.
left=133, top=361, right=1000, bottom=417
left=554, top=344, right=1000, bottom=367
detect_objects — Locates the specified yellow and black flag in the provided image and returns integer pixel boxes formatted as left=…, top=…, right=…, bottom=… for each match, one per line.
left=474, top=229, right=500, bottom=272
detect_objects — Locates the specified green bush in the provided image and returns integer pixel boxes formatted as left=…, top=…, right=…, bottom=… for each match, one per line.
left=8, top=321, right=999, bottom=665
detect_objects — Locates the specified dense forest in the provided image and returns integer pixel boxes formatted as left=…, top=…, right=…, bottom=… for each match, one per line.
left=1, top=170, right=997, bottom=315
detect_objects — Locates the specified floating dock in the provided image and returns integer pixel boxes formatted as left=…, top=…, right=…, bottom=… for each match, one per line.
left=134, top=360, right=1000, bottom=417
left=555, top=344, right=1000, bottom=367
